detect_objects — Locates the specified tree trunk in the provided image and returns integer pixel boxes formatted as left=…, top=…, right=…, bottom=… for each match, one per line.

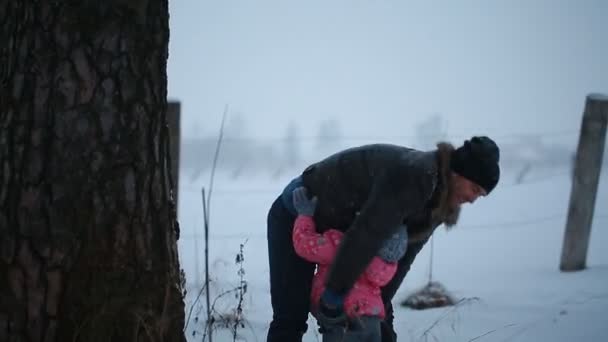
left=1, top=1, right=186, bottom=341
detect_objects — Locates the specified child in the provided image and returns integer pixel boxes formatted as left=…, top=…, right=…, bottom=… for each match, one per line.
left=291, top=187, right=408, bottom=342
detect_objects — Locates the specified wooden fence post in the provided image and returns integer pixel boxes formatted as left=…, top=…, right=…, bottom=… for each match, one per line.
left=560, top=94, right=608, bottom=271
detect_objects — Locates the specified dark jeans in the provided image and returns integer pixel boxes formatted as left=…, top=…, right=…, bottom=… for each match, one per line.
left=266, top=177, right=397, bottom=342
left=381, top=303, right=397, bottom=342
left=266, top=177, right=316, bottom=342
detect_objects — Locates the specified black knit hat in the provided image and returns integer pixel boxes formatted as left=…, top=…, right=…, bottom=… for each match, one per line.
left=450, top=136, right=500, bottom=194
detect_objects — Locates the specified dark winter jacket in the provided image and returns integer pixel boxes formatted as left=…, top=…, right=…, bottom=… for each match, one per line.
left=300, top=143, right=460, bottom=297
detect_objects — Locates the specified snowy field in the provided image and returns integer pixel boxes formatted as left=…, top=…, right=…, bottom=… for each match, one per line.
left=176, top=164, right=608, bottom=342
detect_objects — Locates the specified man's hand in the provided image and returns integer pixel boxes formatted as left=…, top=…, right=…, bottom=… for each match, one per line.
left=316, top=288, right=347, bottom=326
left=292, top=186, right=317, bottom=216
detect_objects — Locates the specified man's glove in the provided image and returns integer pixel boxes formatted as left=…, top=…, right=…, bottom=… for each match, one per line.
left=316, top=288, right=348, bottom=326
left=377, top=225, right=408, bottom=263
left=292, top=186, right=317, bottom=216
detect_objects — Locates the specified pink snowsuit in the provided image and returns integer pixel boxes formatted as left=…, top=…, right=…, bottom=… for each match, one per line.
left=292, top=215, right=398, bottom=319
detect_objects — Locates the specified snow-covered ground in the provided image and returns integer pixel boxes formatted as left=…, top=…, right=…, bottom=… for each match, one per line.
left=177, top=164, right=608, bottom=342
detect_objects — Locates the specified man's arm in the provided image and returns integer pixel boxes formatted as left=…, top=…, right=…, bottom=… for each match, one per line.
left=324, top=164, right=434, bottom=295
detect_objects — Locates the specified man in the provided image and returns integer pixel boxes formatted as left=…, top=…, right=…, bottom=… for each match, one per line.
left=266, top=136, right=500, bottom=342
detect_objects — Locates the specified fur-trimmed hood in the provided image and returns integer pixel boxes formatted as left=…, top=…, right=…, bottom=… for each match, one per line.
left=431, top=142, right=461, bottom=228
left=407, top=142, right=461, bottom=243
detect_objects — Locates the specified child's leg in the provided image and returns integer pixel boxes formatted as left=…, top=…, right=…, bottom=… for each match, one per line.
left=320, top=324, right=347, bottom=342
left=320, top=316, right=382, bottom=342
left=364, top=316, right=383, bottom=342
left=345, top=316, right=382, bottom=342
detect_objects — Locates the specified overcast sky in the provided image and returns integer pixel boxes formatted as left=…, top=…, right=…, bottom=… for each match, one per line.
left=167, top=0, right=607, bottom=147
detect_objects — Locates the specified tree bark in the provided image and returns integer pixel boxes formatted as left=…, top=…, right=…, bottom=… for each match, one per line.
left=1, top=1, right=186, bottom=341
